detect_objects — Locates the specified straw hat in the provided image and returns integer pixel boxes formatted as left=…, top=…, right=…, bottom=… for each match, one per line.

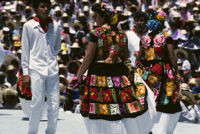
left=128, top=4, right=137, bottom=11
left=122, top=10, right=132, bottom=17
left=7, top=64, right=15, bottom=71
left=180, top=83, right=190, bottom=91
left=179, top=3, right=187, bottom=8
left=171, top=11, right=181, bottom=18
left=3, top=27, right=10, bottom=33
left=195, top=66, right=200, bottom=72
left=189, top=78, right=197, bottom=86
left=193, top=7, right=199, bottom=12
left=181, top=29, right=187, bottom=35
left=187, top=16, right=195, bottom=22
left=17, top=49, right=22, bottom=54
left=17, top=1, right=24, bottom=6
left=83, top=6, right=89, bottom=12
left=12, top=35, right=20, bottom=41
left=194, top=26, right=200, bottom=31
left=71, top=20, right=83, bottom=30
left=163, top=4, right=169, bottom=9
left=116, top=6, right=123, bottom=12
left=62, top=13, right=69, bottom=18
left=4, top=1, right=12, bottom=11
left=82, top=0, right=89, bottom=4
left=63, top=23, right=69, bottom=28
left=174, top=48, right=188, bottom=59
left=69, top=42, right=80, bottom=48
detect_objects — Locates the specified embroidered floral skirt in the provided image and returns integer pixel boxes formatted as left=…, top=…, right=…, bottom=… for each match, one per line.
left=136, top=60, right=181, bottom=113
left=80, top=62, right=148, bottom=121
left=17, top=66, right=32, bottom=100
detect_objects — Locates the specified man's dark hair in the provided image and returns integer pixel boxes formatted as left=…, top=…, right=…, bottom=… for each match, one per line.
left=133, top=11, right=148, bottom=21
left=32, top=0, right=51, bottom=10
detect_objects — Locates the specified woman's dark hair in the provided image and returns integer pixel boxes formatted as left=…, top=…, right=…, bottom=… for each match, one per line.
left=91, top=3, right=110, bottom=24
left=91, top=2, right=118, bottom=29
left=134, top=12, right=148, bottom=22
left=32, top=0, right=51, bottom=10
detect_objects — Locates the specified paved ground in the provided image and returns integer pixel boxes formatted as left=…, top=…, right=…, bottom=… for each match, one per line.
left=0, top=110, right=200, bottom=134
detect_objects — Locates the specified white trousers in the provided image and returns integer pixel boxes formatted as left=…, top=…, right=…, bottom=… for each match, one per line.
left=151, top=112, right=181, bottom=134
left=19, top=98, right=48, bottom=120
left=28, top=69, right=60, bottom=134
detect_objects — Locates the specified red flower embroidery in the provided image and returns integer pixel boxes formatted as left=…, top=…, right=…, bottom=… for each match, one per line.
left=121, top=88, right=133, bottom=102
left=151, top=63, right=162, bottom=75
left=102, top=89, right=113, bottom=102
left=83, top=87, right=89, bottom=99
left=90, top=88, right=99, bottom=101
left=97, top=27, right=103, bottom=31
left=81, top=102, right=89, bottom=112
left=165, top=64, right=170, bottom=70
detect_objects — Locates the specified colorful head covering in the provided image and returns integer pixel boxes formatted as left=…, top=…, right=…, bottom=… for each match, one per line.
left=147, top=11, right=166, bottom=31
left=92, top=2, right=118, bottom=25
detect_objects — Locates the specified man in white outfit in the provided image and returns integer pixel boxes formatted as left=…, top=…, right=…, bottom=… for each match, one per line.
left=21, top=0, right=61, bottom=134
left=126, top=12, right=149, bottom=65
left=126, top=12, right=156, bottom=134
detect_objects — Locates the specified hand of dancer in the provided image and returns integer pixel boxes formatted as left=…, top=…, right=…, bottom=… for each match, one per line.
left=23, top=75, right=31, bottom=88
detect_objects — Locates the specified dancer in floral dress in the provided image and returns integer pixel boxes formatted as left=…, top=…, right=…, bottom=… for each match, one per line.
left=135, top=11, right=182, bottom=134
left=77, top=2, right=153, bottom=134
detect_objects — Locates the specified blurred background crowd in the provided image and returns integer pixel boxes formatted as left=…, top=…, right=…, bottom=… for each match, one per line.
left=0, top=0, right=200, bottom=124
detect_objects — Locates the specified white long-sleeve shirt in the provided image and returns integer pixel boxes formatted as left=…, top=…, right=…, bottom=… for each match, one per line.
left=126, top=30, right=148, bottom=65
left=21, top=19, right=61, bottom=76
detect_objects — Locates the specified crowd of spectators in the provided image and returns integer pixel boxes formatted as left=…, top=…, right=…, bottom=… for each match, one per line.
left=0, top=0, right=200, bottom=124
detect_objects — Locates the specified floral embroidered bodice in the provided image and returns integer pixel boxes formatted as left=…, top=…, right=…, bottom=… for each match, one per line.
left=140, top=33, right=167, bottom=61
left=90, top=27, right=127, bottom=64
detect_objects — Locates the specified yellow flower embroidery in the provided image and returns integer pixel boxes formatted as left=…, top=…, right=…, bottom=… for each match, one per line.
left=116, top=35, right=120, bottom=43
left=145, top=47, right=155, bottom=61
left=157, top=14, right=165, bottom=21
left=136, top=68, right=143, bottom=77
left=147, top=75, right=158, bottom=84
left=136, top=85, right=146, bottom=96
left=98, top=76, right=106, bottom=87
left=107, top=36, right=113, bottom=44
left=99, top=104, right=108, bottom=115
left=166, top=80, right=177, bottom=96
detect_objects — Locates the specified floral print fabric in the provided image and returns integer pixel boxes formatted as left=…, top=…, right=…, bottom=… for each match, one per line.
left=80, top=27, right=148, bottom=120
left=136, top=33, right=181, bottom=113
left=90, top=27, right=126, bottom=64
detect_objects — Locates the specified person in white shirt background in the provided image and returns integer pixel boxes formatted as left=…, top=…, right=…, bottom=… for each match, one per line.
left=126, top=11, right=149, bottom=65
left=21, top=0, right=61, bottom=134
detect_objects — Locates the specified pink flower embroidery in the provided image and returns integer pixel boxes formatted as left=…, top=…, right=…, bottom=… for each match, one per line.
left=154, top=35, right=165, bottom=47
left=141, top=36, right=151, bottom=48
left=168, top=70, right=175, bottom=79
left=159, top=11, right=167, bottom=18
left=90, top=75, right=96, bottom=86
left=89, top=103, right=95, bottom=114
left=112, top=76, right=120, bottom=88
